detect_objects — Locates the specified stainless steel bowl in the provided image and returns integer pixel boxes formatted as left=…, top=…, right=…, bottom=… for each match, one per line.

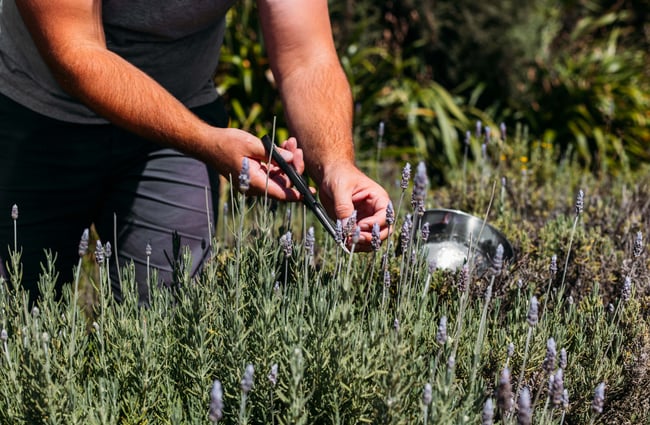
left=416, top=209, right=515, bottom=273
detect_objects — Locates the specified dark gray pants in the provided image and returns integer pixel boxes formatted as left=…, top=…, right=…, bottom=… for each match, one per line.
left=0, top=93, right=226, bottom=303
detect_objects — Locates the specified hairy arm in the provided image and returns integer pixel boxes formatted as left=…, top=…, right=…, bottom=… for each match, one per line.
left=258, top=0, right=390, bottom=245
left=257, top=0, right=355, bottom=184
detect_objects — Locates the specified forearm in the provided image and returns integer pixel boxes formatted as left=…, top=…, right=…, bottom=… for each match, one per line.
left=277, top=58, right=356, bottom=184
left=51, top=45, right=220, bottom=164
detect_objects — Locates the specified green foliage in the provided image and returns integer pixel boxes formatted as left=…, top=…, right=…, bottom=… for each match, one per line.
left=2, top=128, right=650, bottom=423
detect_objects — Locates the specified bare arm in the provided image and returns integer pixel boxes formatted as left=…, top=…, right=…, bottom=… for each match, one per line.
left=258, top=0, right=390, bottom=245
left=15, top=0, right=304, bottom=199
left=257, top=0, right=355, bottom=184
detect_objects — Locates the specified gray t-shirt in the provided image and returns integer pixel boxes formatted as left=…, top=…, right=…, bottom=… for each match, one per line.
left=0, top=0, right=236, bottom=123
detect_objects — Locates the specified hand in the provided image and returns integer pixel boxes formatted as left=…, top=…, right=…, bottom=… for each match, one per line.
left=319, top=165, right=391, bottom=251
left=209, top=129, right=310, bottom=201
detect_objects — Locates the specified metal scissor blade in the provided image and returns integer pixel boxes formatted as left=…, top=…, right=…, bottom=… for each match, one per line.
left=261, top=135, right=350, bottom=253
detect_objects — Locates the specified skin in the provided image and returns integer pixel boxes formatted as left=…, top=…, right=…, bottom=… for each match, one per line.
left=15, top=0, right=390, bottom=250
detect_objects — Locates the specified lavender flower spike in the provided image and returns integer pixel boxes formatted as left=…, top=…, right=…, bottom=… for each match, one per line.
left=551, top=368, right=564, bottom=408
left=78, top=228, right=90, bottom=257
left=422, top=383, right=432, bottom=406
left=527, top=296, right=539, bottom=327
left=517, top=387, right=532, bottom=425
left=633, top=231, right=643, bottom=258
left=592, top=382, right=605, bottom=414
left=241, top=364, right=254, bottom=394
left=95, top=240, right=105, bottom=265
left=400, top=162, right=411, bottom=191
left=482, top=398, right=494, bottom=425
left=542, top=337, right=557, bottom=373
left=305, top=226, right=315, bottom=257
left=496, top=367, right=513, bottom=413
left=371, top=222, right=381, bottom=251
left=621, top=276, right=632, bottom=302
left=412, top=162, right=428, bottom=202
left=11, top=204, right=18, bottom=221
left=280, top=231, right=293, bottom=258
left=385, top=201, right=395, bottom=226
left=209, top=380, right=224, bottom=422
left=268, top=363, right=278, bottom=387
left=238, top=157, right=250, bottom=193
left=436, top=316, right=448, bottom=345
left=575, top=189, right=584, bottom=215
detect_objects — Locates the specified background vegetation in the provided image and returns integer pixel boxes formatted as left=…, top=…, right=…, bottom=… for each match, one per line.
left=217, top=0, right=649, bottom=181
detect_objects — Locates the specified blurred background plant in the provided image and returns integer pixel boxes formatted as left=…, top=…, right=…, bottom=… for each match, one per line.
left=217, top=0, right=649, bottom=183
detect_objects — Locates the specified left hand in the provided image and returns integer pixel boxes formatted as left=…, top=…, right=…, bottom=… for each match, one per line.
left=318, top=164, right=391, bottom=251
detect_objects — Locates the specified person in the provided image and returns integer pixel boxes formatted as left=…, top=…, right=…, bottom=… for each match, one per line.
left=0, top=0, right=391, bottom=303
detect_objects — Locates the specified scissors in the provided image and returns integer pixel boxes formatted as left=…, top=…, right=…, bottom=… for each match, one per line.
left=261, top=134, right=350, bottom=254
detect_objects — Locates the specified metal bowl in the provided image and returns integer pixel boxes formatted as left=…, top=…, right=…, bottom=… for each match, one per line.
left=416, top=209, right=515, bottom=273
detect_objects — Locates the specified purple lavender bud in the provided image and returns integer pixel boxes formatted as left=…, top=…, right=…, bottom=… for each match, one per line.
left=280, top=231, right=293, bottom=258
left=238, top=157, right=250, bottom=193
left=335, top=219, right=344, bottom=245
left=507, top=342, right=515, bottom=358
left=304, top=227, right=315, bottom=257
left=575, top=189, right=584, bottom=215
left=490, top=244, right=504, bottom=275
left=420, top=222, right=430, bottom=242
left=633, top=231, right=643, bottom=258
left=476, top=120, right=483, bottom=138
left=496, top=367, right=513, bottom=412
left=550, top=254, right=558, bottom=276
left=447, top=354, right=455, bottom=370
left=268, top=363, right=278, bottom=387
left=383, top=269, right=391, bottom=289
left=400, top=163, right=411, bottom=191
left=551, top=368, right=564, bottom=408
left=352, top=226, right=361, bottom=245
left=400, top=214, right=413, bottom=250
left=344, top=211, right=357, bottom=238
left=104, top=242, right=112, bottom=260
left=241, top=364, right=254, bottom=394
left=386, top=201, right=395, bottom=226
left=621, top=276, right=632, bottom=302
left=412, top=162, right=428, bottom=202
left=393, top=318, right=400, bottom=332
left=371, top=223, right=381, bottom=251
left=427, top=259, right=437, bottom=274
left=78, top=228, right=89, bottom=257
left=482, top=398, right=494, bottom=425
left=592, top=382, right=605, bottom=414
left=1, top=329, right=8, bottom=342
left=422, top=383, right=432, bottom=406
left=11, top=204, right=18, bottom=221
left=145, top=241, right=152, bottom=257
left=562, top=389, right=569, bottom=410
left=458, top=264, right=469, bottom=293
left=209, top=380, right=224, bottom=422
left=527, top=296, right=539, bottom=327
left=517, top=387, right=532, bottom=425
left=500, top=122, right=507, bottom=141
left=95, top=240, right=105, bottom=265
left=436, top=316, right=448, bottom=345
left=465, top=130, right=471, bottom=146
left=542, top=337, right=557, bottom=373
left=484, top=126, right=491, bottom=144
left=378, top=121, right=385, bottom=138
